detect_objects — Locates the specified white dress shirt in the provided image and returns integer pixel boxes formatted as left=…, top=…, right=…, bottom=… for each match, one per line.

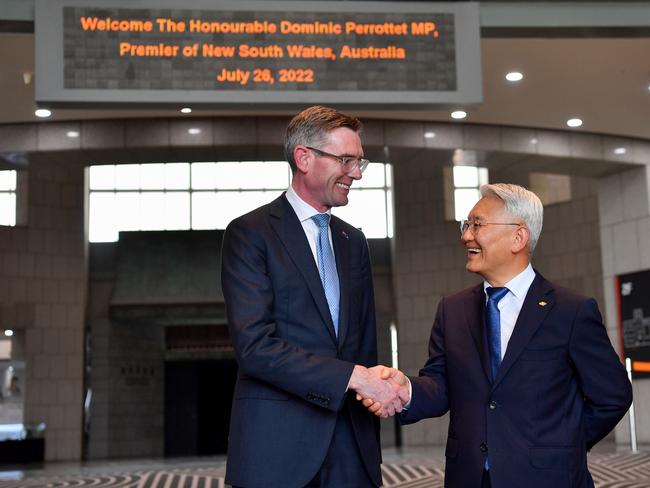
left=484, top=263, right=536, bottom=360
left=285, top=185, right=334, bottom=267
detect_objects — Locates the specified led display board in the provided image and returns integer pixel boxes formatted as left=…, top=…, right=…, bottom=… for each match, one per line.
left=617, top=270, right=650, bottom=379
left=35, top=0, right=481, bottom=107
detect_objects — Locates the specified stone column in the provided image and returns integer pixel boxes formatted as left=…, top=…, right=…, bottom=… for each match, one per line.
left=598, top=163, right=650, bottom=446
left=0, top=161, right=87, bottom=461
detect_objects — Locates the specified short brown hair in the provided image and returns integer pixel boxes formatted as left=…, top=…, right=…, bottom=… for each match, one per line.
left=284, top=105, right=362, bottom=172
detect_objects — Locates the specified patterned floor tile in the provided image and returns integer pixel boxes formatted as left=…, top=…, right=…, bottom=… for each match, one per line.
left=0, top=452, right=649, bottom=487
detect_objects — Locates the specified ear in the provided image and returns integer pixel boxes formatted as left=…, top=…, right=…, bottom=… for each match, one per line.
left=511, top=226, right=530, bottom=254
left=293, top=146, right=311, bottom=174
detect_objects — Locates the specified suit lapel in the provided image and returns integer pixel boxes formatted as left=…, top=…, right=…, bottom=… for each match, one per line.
left=467, top=284, right=492, bottom=383
left=269, top=195, right=338, bottom=344
left=331, top=216, right=350, bottom=347
left=493, top=274, right=554, bottom=388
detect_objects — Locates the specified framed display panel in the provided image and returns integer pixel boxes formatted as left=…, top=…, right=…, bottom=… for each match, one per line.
left=35, top=0, right=482, bottom=108
left=617, top=269, right=650, bottom=379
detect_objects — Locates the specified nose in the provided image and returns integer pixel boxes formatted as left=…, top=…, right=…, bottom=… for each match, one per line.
left=347, top=162, right=363, bottom=180
left=460, top=226, right=473, bottom=243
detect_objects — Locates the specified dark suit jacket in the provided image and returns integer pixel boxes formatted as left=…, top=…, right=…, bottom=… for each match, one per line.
left=221, top=194, right=381, bottom=488
left=403, top=272, right=632, bottom=488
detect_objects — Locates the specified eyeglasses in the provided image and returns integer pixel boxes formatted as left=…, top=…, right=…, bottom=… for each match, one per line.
left=306, top=146, right=370, bottom=173
left=460, top=220, right=522, bottom=235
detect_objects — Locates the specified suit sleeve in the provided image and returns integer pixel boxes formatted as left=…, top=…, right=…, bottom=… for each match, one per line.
left=221, top=217, right=357, bottom=413
left=401, top=297, right=450, bottom=424
left=569, top=298, right=632, bottom=449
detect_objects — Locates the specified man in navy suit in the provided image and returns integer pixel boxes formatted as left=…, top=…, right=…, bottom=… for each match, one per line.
left=364, top=183, right=632, bottom=488
left=221, top=106, right=406, bottom=488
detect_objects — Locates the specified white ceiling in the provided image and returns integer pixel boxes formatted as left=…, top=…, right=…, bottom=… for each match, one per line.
left=1, top=32, right=649, bottom=141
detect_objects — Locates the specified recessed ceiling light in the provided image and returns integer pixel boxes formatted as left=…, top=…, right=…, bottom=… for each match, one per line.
left=451, top=110, right=467, bottom=120
left=505, top=71, right=523, bottom=82
left=530, top=138, right=538, bottom=145
left=424, top=131, right=436, bottom=139
left=566, top=118, right=583, bottom=128
left=188, top=128, right=201, bottom=135
left=614, top=147, right=627, bottom=155
left=647, top=84, right=650, bottom=92
left=66, top=130, right=79, bottom=138
left=4, top=330, right=13, bottom=337
left=35, top=108, right=51, bottom=118
left=180, top=107, right=192, bottom=114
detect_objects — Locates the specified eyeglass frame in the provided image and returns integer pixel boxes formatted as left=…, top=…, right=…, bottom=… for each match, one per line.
left=305, top=146, right=370, bottom=173
left=460, top=219, right=523, bottom=235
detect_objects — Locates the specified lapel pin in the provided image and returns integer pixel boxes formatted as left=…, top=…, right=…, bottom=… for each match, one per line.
left=538, top=301, right=547, bottom=307
left=341, top=230, right=349, bottom=240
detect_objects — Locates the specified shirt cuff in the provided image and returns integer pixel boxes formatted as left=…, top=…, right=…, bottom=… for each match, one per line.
left=403, top=376, right=413, bottom=410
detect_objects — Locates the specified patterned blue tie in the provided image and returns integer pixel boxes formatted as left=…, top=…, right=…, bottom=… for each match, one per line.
left=311, top=213, right=340, bottom=336
left=485, top=286, right=509, bottom=471
left=486, top=286, right=509, bottom=382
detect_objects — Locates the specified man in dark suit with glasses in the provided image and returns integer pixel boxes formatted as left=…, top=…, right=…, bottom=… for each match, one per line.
left=222, top=106, right=407, bottom=488
left=362, top=183, right=632, bottom=488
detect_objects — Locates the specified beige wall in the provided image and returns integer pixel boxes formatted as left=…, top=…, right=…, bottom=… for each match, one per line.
left=599, top=166, right=650, bottom=445
left=0, top=161, right=86, bottom=461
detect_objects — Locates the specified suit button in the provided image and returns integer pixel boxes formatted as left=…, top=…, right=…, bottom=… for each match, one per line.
left=480, top=443, right=488, bottom=453
left=489, top=401, right=497, bottom=410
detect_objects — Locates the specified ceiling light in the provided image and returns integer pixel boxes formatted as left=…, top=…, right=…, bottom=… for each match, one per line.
left=451, top=110, right=467, bottom=120
left=614, top=147, right=627, bottom=155
left=180, top=107, right=192, bottom=114
left=505, top=71, right=523, bottom=82
left=424, top=131, right=436, bottom=139
left=4, top=330, right=13, bottom=337
left=530, top=138, right=538, bottom=145
left=188, top=128, right=201, bottom=135
left=566, top=118, right=583, bottom=128
left=35, top=108, right=51, bottom=118
left=66, top=130, right=79, bottom=138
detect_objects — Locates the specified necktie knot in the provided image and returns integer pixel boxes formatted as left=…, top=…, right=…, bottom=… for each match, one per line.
left=311, top=213, right=331, bottom=228
left=486, top=286, right=509, bottom=304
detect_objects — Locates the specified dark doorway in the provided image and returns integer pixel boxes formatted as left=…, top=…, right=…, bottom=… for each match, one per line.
left=164, top=359, right=238, bottom=456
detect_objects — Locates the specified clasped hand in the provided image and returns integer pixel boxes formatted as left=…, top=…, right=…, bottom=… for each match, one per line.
left=349, top=365, right=409, bottom=418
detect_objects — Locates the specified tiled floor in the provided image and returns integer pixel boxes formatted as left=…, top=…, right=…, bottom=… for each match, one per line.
left=0, top=444, right=648, bottom=487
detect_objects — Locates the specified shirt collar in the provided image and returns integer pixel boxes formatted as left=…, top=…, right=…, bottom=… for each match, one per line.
left=483, top=263, right=536, bottom=299
left=285, top=184, right=331, bottom=222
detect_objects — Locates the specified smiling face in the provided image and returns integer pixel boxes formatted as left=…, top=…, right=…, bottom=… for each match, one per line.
left=292, top=127, right=363, bottom=212
left=462, top=196, right=530, bottom=286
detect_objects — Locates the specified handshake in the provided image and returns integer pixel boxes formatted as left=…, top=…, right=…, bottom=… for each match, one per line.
left=349, top=365, right=410, bottom=418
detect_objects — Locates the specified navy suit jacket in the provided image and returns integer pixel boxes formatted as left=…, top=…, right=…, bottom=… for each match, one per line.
left=403, top=273, right=632, bottom=488
left=221, top=194, right=381, bottom=488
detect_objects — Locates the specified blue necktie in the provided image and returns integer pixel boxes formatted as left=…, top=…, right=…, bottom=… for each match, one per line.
left=485, top=286, right=509, bottom=471
left=486, top=286, right=509, bottom=382
left=311, top=213, right=340, bottom=336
